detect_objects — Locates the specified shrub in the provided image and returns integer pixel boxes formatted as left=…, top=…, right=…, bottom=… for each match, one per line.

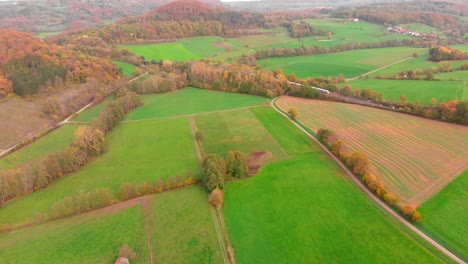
left=401, top=205, right=422, bottom=223
left=288, top=107, right=298, bottom=120
left=209, top=188, right=224, bottom=209
left=119, top=244, right=137, bottom=259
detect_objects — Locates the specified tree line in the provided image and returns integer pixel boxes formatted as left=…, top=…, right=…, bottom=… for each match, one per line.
left=0, top=89, right=143, bottom=207
left=331, top=84, right=468, bottom=126
left=317, top=128, right=421, bottom=223
left=254, top=39, right=426, bottom=60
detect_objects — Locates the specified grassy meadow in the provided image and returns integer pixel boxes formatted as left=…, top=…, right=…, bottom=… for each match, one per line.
left=72, top=97, right=114, bottom=122
left=0, top=205, right=149, bottom=264
left=150, top=187, right=223, bottom=264
left=125, top=87, right=270, bottom=120
left=194, top=108, right=288, bottom=160
left=258, top=47, right=425, bottom=78
left=419, top=171, right=468, bottom=260
left=347, top=79, right=468, bottom=104
left=223, top=107, right=445, bottom=263
left=0, top=187, right=223, bottom=264
left=0, top=125, right=78, bottom=171
left=0, top=118, right=199, bottom=227
left=113, top=61, right=137, bottom=77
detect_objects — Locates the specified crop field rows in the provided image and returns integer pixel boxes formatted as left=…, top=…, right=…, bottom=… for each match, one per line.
left=276, top=96, right=468, bottom=205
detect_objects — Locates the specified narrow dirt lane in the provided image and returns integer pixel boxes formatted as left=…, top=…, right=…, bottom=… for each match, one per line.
left=271, top=97, right=466, bottom=264
left=347, top=57, right=413, bottom=81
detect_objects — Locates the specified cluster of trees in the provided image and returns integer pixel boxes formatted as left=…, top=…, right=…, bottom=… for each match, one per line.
left=286, top=21, right=328, bottom=38
left=0, top=90, right=143, bottom=207
left=92, top=89, right=144, bottom=134
left=201, top=152, right=249, bottom=192
left=254, top=39, right=422, bottom=59
left=190, top=60, right=291, bottom=98
left=0, top=29, right=119, bottom=97
left=128, top=62, right=188, bottom=94
left=49, top=188, right=113, bottom=219
left=0, top=126, right=105, bottom=207
left=339, top=84, right=383, bottom=101
left=74, top=0, right=266, bottom=44
left=429, top=46, right=467, bottom=61
left=317, top=128, right=421, bottom=223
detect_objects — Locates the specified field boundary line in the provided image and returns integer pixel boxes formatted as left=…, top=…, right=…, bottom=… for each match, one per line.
left=141, top=197, right=155, bottom=264
left=347, top=56, right=413, bottom=81
left=210, top=204, right=230, bottom=264
left=119, top=105, right=265, bottom=124
left=271, top=96, right=466, bottom=264
left=189, top=117, right=205, bottom=164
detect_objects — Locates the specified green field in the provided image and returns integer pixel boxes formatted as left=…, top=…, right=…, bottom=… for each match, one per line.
left=194, top=108, right=288, bottom=160
left=0, top=118, right=199, bottom=227
left=233, top=19, right=410, bottom=52
left=347, top=79, right=468, bottom=104
left=120, top=43, right=200, bottom=62
left=419, top=171, right=468, bottom=260
left=125, top=87, right=270, bottom=120
left=400, top=23, right=445, bottom=36
left=72, top=97, right=114, bottom=122
left=0, top=125, right=78, bottom=171
left=150, top=187, right=223, bottom=263
left=0, top=205, right=149, bottom=264
left=259, top=47, right=425, bottom=78
left=369, top=53, right=468, bottom=78
left=0, top=186, right=222, bottom=264
left=435, top=71, right=468, bottom=81
left=113, top=61, right=137, bottom=77
left=223, top=109, right=445, bottom=262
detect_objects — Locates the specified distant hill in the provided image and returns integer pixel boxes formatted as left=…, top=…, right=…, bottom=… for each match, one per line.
left=0, top=0, right=223, bottom=34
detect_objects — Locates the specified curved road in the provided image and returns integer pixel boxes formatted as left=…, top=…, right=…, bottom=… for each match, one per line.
left=271, top=97, right=466, bottom=264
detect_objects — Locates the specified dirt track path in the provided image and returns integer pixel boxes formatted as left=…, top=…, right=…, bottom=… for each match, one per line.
left=347, top=57, right=413, bottom=81
left=271, top=97, right=466, bottom=264
left=141, top=197, right=155, bottom=264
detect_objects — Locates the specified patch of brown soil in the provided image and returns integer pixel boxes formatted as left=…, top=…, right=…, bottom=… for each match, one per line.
left=214, top=41, right=231, bottom=49
left=0, top=98, right=52, bottom=149
left=246, top=151, right=272, bottom=175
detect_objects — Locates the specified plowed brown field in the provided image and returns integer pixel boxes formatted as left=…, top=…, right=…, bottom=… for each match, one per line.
left=276, top=96, right=468, bottom=205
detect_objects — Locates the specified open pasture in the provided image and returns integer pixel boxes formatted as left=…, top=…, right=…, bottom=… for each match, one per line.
left=0, top=118, right=199, bottom=227
left=435, top=71, right=468, bottom=81
left=0, top=186, right=222, bottom=264
left=369, top=53, right=468, bottom=78
left=224, top=154, right=444, bottom=263
left=194, top=108, right=288, bottom=160
left=125, top=87, right=270, bottom=120
left=259, top=47, right=425, bottom=78
left=120, top=37, right=238, bottom=62
left=120, top=43, right=200, bottom=62
left=0, top=125, right=78, bottom=171
left=0, top=205, right=149, bottom=264
left=276, top=96, right=468, bottom=205
left=346, top=79, right=467, bottom=105
left=150, top=186, right=223, bottom=264
left=113, top=61, right=137, bottom=77
left=419, top=171, right=468, bottom=260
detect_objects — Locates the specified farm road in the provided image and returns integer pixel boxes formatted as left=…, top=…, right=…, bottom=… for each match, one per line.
left=347, top=56, right=413, bottom=81
left=271, top=97, right=466, bottom=264
left=119, top=105, right=264, bottom=124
